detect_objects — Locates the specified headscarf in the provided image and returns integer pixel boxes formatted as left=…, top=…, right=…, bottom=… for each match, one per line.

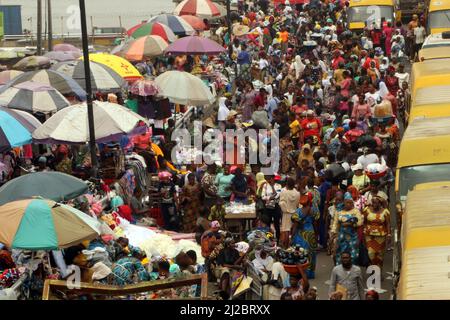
left=293, top=55, right=305, bottom=79
left=299, top=144, right=314, bottom=165
left=378, top=81, right=389, bottom=99
left=347, top=185, right=360, bottom=200
left=256, top=172, right=267, bottom=189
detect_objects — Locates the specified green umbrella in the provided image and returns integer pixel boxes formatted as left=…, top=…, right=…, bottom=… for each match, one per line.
left=0, top=172, right=88, bottom=206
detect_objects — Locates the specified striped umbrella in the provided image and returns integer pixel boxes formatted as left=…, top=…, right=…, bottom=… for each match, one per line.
left=0, top=199, right=101, bottom=250
left=129, top=22, right=177, bottom=42
left=127, top=21, right=148, bottom=37
left=52, top=60, right=126, bottom=93
left=0, top=81, right=70, bottom=114
left=33, top=101, right=148, bottom=144
left=86, top=53, right=143, bottom=82
left=1, top=69, right=87, bottom=101
left=174, top=0, right=222, bottom=18
left=0, top=106, right=41, bottom=152
left=13, top=56, right=51, bottom=71
left=119, top=35, right=168, bottom=61
left=44, top=51, right=82, bottom=62
left=148, top=14, right=195, bottom=36
left=0, top=70, right=24, bottom=85
left=180, top=15, right=207, bottom=31
left=53, top=43, right=81, bottom=53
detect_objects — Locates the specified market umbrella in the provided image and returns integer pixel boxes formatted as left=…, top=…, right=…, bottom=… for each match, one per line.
left=13, top=56, right=51, bottom=71
left=0, top=81, right=70, bottom=114
left=52, top=60, right=126, bottom=93
left=155, top=70, right=215, bottom=105
left=33, top=101, right=148, bottom=144
left=126, top=21, right=148, bottom=37
left=129, top=22, right=177, bottom=43
left=0, top=70, right=23, bottom=85
left=0, top=199, right=101, bottom=250
left=53, top=43, right=81, bottom=53
left=129, top=79, right=160, bottom=96
left=0, top=106, right=41, bottom=152
left=164, top=35, right=225, bottom=55
left=174, top=0, right=222, bottom=18
left=180, top=15, right=207, bottom=31
left=84, top=53, right=143, bottom=82
left=119, top=35, right=168, bottom=61
left=44, top=51, right=82, bottom=62
left=0, top=172, right=88, bottom=206
left=1, top=69, right=87, bottom=101
left=148, top=14, right=195, bottom=36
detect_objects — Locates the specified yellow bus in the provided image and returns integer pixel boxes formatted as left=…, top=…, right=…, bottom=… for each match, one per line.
left=347, top=0, right=397, bottom=30
left=418, top=32, right=450, bottom=60
left=397, top=186, right=450, bottom=299
left=410, top=58, right=450, bottom=96
left=428, top=0, right=450, bottom=34
left=396, top=117, right=450, bottom=204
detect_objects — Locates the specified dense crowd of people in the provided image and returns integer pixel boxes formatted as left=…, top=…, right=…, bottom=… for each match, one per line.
left=0, top=0, right=426, bottom=300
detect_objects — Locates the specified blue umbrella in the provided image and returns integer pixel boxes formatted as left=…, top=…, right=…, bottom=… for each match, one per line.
left=148, top=14, right=195, bottom=36
left=0, top=106, right=40, bottom=152
left=1, top=69, right=87, bottom=101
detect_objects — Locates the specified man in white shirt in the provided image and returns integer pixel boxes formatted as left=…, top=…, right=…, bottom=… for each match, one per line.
left=395, top=64, right=410, bottom=89
left=413, top=22, right=426, bottom=60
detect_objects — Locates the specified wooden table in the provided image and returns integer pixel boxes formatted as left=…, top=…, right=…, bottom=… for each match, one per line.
left=225, top=211, right=257, bottom=240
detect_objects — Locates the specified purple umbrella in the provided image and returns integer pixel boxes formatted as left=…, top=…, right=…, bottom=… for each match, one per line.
left=164, top=35, right=226, bottom=56
left=54, top=43, right=81, bottom=53
left=129, top=79, right=160, bottom=96
left=44, top=51, right=82, bottom=62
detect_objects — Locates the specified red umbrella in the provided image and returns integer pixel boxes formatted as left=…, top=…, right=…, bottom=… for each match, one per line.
left=129, top=22, right=177, bottom=42
left=126, top=21, right=148, bottom=37
left=174, top=0, right=222, bottom=18
left=180, top=15, right=207, bottom=31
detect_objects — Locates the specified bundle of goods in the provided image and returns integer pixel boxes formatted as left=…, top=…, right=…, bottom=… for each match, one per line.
left=225, top=202, right=256, bottom=215
left=247, top=230, right=277, bottom=253
left=373, top=100, right=393, bottom=124
left=365, top=162, right=387, bottom=180
left=277, top=245, right=309, bottom=275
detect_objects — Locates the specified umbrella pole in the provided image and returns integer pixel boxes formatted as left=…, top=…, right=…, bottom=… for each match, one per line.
left=79, top=0, right=98, bottom=177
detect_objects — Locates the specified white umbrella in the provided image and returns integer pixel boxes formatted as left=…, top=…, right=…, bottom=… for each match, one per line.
left=32, top=101, right=148, bottom=144
left=155, top=71, right=215, bottom=106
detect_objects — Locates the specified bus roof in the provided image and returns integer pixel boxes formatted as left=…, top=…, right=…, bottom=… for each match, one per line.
left=415, top=85, right=450, bottom=105
left=398, top=117, right=450, bottom=168
left=411, top=58, right=450, bottom=94
left=429, top=0, right=450, bottom=12
left=348, top=0, right=394, bottom=7
left=398, top=246, right=450, bottom=300
left=402, top=187, right=450, bottom=251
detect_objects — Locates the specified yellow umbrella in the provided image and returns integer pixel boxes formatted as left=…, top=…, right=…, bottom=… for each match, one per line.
left=81, top=53, right=143, bottom=81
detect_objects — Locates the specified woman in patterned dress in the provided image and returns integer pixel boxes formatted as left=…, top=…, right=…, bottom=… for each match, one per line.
left=332, top=193, right=364, bottom=265
left=291, top=194, right=318, bottom=279
left=182, top=173, right=202, bottom=233
left=362, top=197, right=391, bottom=268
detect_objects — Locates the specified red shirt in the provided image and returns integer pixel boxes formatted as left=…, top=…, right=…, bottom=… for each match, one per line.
left=331, top=56, right=345, bottom=70
left=254, top=94, right=266, bottom=108
left=301, top=118, right=322, bottom=139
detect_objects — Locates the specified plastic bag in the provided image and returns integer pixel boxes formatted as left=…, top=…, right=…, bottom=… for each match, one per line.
left=252, top=110, right=271, bottom=129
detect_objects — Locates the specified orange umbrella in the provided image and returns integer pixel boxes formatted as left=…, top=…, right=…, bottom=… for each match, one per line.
left=180, top=15, right=207, bottom=31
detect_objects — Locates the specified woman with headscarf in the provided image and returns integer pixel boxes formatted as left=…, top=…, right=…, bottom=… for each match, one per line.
left=331, top=193, right=364, bottom=265
left=291, top=55, right=306, bottom=80
left=384, top=66, right=400, bottom=96
left=279, top=178, right=300, bottom=248
left=297, top=144, right=314, bottom=168
left=291, top=194, right=318, bottom=279
left=362, top=196, right=391, bottom=268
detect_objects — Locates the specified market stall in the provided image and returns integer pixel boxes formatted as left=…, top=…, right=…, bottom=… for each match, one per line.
left=224, top=202, right=256, bottom=240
